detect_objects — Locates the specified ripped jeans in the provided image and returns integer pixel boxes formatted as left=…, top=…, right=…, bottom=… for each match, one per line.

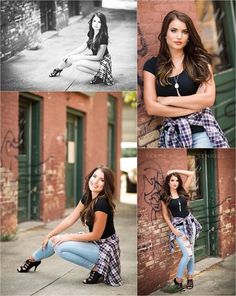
left=175, top=222, right=196, bottom=278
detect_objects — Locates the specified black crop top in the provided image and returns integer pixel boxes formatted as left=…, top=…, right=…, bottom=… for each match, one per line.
left=81, top=195, right=115, bottom=239
left=168, top=196, right=189, bottom=218
left=144, top=56, right=205, bottom=133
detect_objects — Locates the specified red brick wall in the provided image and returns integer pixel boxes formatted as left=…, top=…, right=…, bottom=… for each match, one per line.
left=0, top=92, right=19, bottom=237
left=137, top=0, right=198, bottom=147
left=138, top=148, right=236, bottom=295
left=138, top=149, right=188, bottom=295
left=216, top=149, right=235, bottom=258
left=0, top=92, right=122, bottom=233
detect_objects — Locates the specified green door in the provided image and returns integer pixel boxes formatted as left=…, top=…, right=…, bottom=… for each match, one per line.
left=187, top=150, right=218, bottom=260
left=66, top=111, right=84, bottom=207
left=18, top=96, right=41, bottom=222
left=18, top=100, right=30, bottom=222
left=195, top=0, right=235, bottom=146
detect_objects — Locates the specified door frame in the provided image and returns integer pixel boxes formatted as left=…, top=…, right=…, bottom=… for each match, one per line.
left=66, top=108, right=84, bottom=205
left=19, top=93, right=41, bottom=221
left=188, top=149, right=218, bottom=260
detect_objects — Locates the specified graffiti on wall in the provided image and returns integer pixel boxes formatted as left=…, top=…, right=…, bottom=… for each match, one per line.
left=0, top=129, right=57, bottom=198
left=138, top=159, right=165, bottom=221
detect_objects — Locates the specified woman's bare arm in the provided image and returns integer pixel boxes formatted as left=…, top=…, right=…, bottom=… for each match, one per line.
left=47, top=201, right=84, bottom=238
left=66, top=41, right=88, bottom=57
left=79, top=44, right=107, bottom=61
left=143, top=71, right=199, bottom=117
left=53, top=211, right=107, bottom=245
left=158, top=65, right=215, bottom=110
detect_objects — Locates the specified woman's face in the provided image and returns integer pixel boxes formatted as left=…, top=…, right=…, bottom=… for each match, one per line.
left=166, top=18, right=189, bottom=51
left=89, top=169, right=105, bottom=196
left=92, top=15, right=102, bottom=31
left=168, top=175, right=179, bottom=190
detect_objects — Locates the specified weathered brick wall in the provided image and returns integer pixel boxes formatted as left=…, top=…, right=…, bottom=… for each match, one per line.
left=0, top=1, right=70, bottom=61
left=138, top=148, right=236, bottom=294
left=216, top=149, right=235, bottom=258
left=1, top=0, right=41, bottom=61
left=34, top=92, right=122, bottom=222
left=0, top=93, right=19, bottom=237
left=1, top=92, right=122, bottom=232
left=138, top=149, right=188, bottom=295
left=137, top=0, right=198, bottom=147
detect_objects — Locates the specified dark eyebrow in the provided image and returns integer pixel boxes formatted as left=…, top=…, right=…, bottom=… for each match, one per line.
left=170, top=27, right=188, bottom=31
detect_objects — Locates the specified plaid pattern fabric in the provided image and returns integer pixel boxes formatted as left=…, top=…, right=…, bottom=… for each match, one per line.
left=95, top=54, right=114, bottom=86
left=94, top=233, right=122, bottom=286
left=159, top=108, right=229, bottom=148
left=169, top=213, right=202, bottom=254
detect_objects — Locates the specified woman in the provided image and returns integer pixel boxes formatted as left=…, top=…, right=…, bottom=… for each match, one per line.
left=49, top=12, right=114, bottom=86
left=17, top=165, right=122, bottom=287
left=143, top=10, right=229, bottom=148
left=160, top=170, right=202, bottom=290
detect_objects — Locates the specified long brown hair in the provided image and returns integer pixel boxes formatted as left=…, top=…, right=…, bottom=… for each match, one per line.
left=80, top=165, right=115, bottom=225
left=157, top=10, right=212, bottom=86
left=161, top=172, right=189, bottom=205
left=87, top=12, right=109, bottom=53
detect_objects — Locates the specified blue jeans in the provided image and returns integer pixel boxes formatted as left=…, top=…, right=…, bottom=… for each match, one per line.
left=32, top=236, right=99, bottom=270
left=192, top=131, right=213, bottom=148
left=175, top=223, right=196, bottom=279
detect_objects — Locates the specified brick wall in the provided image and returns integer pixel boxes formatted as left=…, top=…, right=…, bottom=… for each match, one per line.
left=137, top=0, right=198, bottom=147
left=138, top=148, right=236, bottom=295
left=216, top=149, right=235, bottom=258
left=138, top=149, right=188, bottom=295
left=35, top=91, right=122, bottom=222
left=0, top=93, right=19, bottom=237
left=1, top=1, right=41, bottom=61
left=0, top=92, right=122, bottom=232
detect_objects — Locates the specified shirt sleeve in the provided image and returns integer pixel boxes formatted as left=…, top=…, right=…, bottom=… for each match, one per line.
left=80, top=194, right=86, bottom=205
left=94, top=197, right=109, bottom=214
left=143, top=57, right=157, bottom=76
left=100, top=35, right=108, bottom=45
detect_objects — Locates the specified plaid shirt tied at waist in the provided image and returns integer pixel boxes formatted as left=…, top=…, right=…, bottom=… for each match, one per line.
left=94, top=233, right=122, bottom=286
left=95, top=54, right=114, bottom=86
left=169, top=213, right=202, bottom=254
left=159, top=108, right=229, bottom=148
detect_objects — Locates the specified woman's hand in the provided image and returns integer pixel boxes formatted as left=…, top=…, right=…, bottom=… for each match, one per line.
left=173, top=228, right=182, bottom=237
left=196, top=83, right=207, bottom=94
left=42, top=235, right=51, bottom=250
left=51, top=234, right=75, bottom=246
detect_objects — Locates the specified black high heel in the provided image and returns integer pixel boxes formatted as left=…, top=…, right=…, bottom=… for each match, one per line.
left=83, top=270, right=102, bottom=284
left=174, top=278, right=183, bottom=290
left=89, top=76, right=103, bottom=84
left=49, top=68, right=63, bottom=77
left=186, top=279, right=193, bottom=289
left=17, top=259, right=41, bottom=272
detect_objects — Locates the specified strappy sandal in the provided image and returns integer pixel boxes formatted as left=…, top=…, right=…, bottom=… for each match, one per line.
left=17, top=259, right=41, bottom=272
left=49, top=68, right=63, bottom=77
left=174, top=278, right=183, bottom=290
left=89, top=76, right=103, bottom=84
left=186, top=279, right=193, bottom=289
left=83, top=270, right=102, bottom=284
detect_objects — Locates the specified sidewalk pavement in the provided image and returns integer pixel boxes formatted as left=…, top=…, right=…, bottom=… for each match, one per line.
left=0, top=201, right=137, bottom=296
left=1, top=8, right=136, bottom=92
left=151, top=253, right=235, bottom=296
